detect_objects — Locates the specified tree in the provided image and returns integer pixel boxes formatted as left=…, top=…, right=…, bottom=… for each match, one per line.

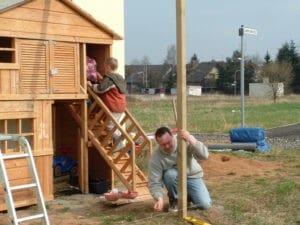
left=190, top=54, right=199, bottom=65
left=130, top=58, right=141, bottom=65
left=216, top=50, right=240, bottom=94
left=216, top=50, right=256, bottom=94
left=260, top=61, right=294, bottom=102
left=276, top=41, right=297, bottom=64
left=276, top=40, right=300, bottom=92
left=163, top=44, right=177, bottom=89
left=244, top=61, right=257, bottom=92
left=141, top=55, right=151, bottom=65
left=215, top=63, right=228, bottom=92
left=129, top=55, right=151, bottom=65
left=164, top=44, right=176, bottom=65
left=264, top=51, right=271, bottom=64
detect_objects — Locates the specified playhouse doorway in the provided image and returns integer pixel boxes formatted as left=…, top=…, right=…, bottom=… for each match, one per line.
left=52, top=99, right=112, bottom=196
left=52, top=100, right=82, bottom=196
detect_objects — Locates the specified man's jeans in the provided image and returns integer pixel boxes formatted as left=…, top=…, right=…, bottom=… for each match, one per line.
left=162, top=168, right=211, bottom=209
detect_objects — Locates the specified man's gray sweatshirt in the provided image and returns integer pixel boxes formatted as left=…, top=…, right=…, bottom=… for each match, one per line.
left=148, top=137, right=209, bottom=200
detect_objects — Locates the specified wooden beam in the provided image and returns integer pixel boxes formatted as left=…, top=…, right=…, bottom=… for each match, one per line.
left=176, top=0, right=187, bottom=217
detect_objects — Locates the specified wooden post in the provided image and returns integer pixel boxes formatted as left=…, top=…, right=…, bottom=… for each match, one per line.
left=80, top=45, right=89, bottom=193
left=176, top=0, right=187, bottom=217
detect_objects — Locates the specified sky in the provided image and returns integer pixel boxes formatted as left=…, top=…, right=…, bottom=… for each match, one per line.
left=124, top=0, right=300, bottom=65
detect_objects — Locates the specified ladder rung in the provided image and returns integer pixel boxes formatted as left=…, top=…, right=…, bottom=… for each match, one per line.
left=2, top=153, right=29, bottom=160
left=10, top=183, right=37, bottom=191
left=17, top=213, right=45, bottom=223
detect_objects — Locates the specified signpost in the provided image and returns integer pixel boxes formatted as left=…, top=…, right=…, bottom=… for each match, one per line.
left=238, top=25, right=257, bottom=127
left=244, top=27, right=258, bottom=36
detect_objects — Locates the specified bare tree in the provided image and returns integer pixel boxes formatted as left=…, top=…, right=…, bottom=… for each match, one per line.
left=141, top=55, right=151, bottom=65
left=164, top=44, right=176, bottom=65
left=260, top=62, right=294, bottom=102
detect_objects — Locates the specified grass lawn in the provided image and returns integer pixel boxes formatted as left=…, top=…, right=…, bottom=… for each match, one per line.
left=127, top=94, right=300, bottom=133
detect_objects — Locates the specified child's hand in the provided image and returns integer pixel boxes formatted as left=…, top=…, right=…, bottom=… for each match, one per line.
left=87, top=81, right=92, bottom=87
left=97, top=72, right=103, bottom=82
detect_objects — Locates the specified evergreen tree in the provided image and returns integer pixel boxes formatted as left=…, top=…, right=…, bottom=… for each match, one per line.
left=244, top=61, right=257, bottom=94
left=276, top=40, right=300, bottom=92
left=216, top=51, right=240, bottom=94
left=216, top=50, right=256, bottom=94
left=190, top=54, right=199, bottom=65
left=264, top=51, right=271, bottom=64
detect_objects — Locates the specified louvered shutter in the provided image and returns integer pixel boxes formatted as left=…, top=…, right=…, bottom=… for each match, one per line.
left=50, top=42, right=79, bottom=93
left=19, top=39, right=49, bottom=94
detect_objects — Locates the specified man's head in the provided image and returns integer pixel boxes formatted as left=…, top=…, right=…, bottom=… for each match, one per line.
left=105, top=57, right=118, bottom=73
left=155, top=127, right=174, bottom=153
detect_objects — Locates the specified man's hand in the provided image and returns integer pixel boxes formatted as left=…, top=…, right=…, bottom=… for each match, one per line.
left=179, top=129, right=197, bottom=146
left=153, top=197, right=164, bottom=212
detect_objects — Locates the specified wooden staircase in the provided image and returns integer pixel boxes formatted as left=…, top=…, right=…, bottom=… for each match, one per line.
left=66, top=88, right=152, bottom=200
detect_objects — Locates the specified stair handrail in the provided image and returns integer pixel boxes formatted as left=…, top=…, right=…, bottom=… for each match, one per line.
left=87, top=87, right=137, bottom=188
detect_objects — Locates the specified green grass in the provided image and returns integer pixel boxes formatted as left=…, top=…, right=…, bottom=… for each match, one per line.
left=127, top=94, right=300, bottom=133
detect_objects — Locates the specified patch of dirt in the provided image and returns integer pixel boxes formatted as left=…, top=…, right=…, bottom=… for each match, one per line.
left=202, top=153, right=281, bottom=184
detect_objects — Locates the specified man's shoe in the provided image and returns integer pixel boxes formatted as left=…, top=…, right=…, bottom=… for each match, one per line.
left=187, top=201, right=197, bottom=210
left=168, top=201, right=178, bottom=213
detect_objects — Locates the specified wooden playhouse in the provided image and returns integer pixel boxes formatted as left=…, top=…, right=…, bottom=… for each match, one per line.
left=0, top=0, right=151, bottom=210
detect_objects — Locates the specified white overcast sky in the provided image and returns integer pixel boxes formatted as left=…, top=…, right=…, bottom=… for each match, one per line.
left=124, top=0, right=300, bottom=64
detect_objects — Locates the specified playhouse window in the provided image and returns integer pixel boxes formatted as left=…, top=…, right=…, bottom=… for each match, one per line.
left=0, top=37, right=16, bottom=63
left=0, top=118, right=34, bottom=153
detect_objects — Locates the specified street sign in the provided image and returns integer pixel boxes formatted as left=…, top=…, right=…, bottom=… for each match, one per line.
left=244, top=27, right=258, bottom=35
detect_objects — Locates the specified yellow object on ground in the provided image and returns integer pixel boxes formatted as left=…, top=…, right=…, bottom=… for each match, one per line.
left=184, top=216, right=211, bottom=225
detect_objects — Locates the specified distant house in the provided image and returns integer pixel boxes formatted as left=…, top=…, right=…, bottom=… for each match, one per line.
left=125, top=61, right=222, bottom=94
left=249, top=82, right=284, bottom=97
left=125, top=64, right=173, bottom=93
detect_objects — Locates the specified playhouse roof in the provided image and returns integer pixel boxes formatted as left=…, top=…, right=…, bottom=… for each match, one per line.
left=0, top=0, right=122, bottom=40
left=0, top=0, right=31, bottom=12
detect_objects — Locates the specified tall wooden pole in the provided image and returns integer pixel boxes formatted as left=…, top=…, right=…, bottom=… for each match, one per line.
left=176, top=0, right=187, bottom=217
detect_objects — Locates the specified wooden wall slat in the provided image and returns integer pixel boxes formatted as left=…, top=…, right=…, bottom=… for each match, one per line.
left=0, top=101, right=34, bottom=113
left=0, top=112, right=35, bottom=120
left=0, top=69, right=11, bottom=94
left=1, top=7, right=94, bottom=28
left=0, top=18, right=112, bottom=40
left=0, top=30, right=113, bottom=44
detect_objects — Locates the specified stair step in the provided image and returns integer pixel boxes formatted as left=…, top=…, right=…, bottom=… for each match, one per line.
left=136, top=182, right=148, bottom=188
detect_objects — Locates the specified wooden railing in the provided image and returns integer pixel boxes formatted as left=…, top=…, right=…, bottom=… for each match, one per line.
left=66, top=88, right=152, bottom=196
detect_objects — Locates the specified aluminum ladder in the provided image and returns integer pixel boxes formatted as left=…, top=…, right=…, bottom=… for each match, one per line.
left=0, top=134, right=50, bottom=225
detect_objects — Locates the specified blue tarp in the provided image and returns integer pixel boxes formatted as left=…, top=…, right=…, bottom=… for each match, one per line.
left=230, top=127, right=271, bottom=152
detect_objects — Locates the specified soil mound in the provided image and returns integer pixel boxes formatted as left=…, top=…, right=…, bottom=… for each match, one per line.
left=201, top=153, right=281, bottom=184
